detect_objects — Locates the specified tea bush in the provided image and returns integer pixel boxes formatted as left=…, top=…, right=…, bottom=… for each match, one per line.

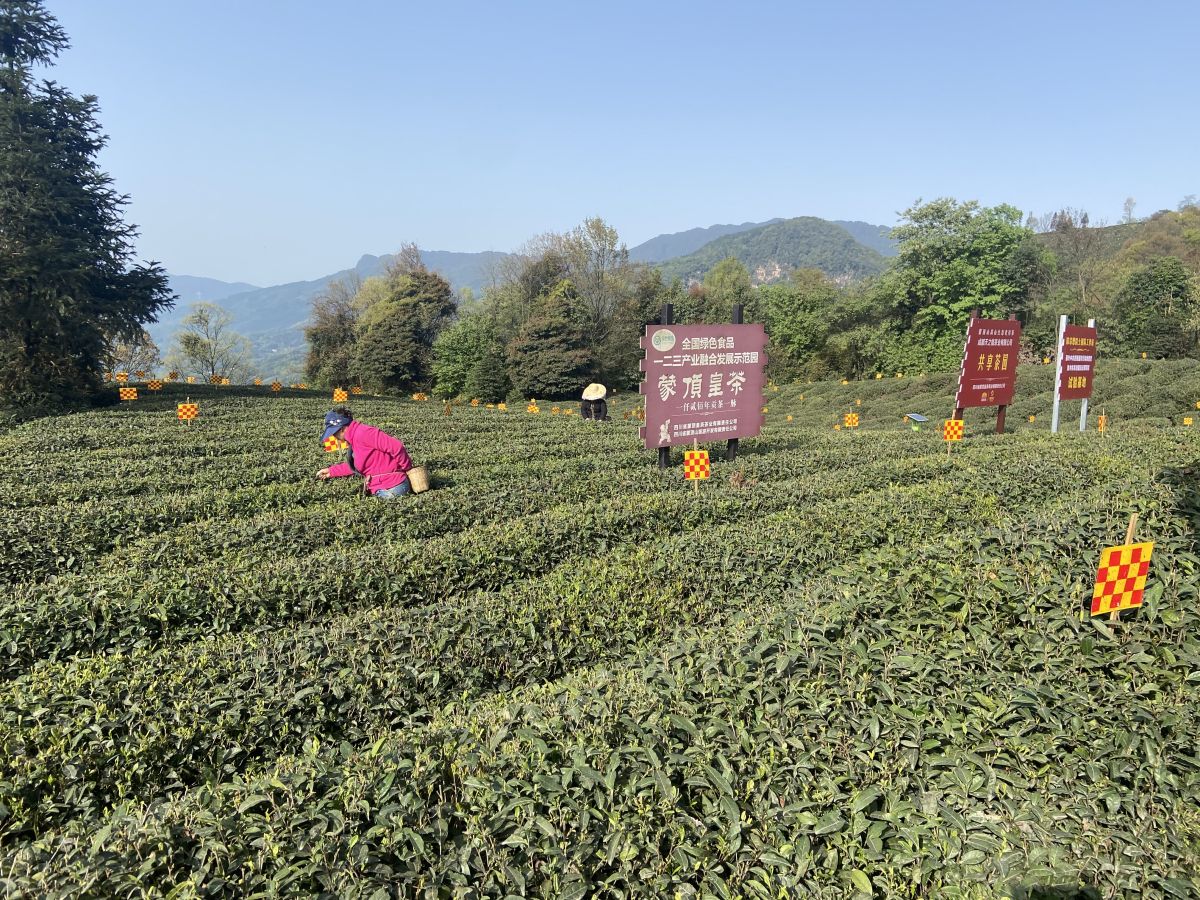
left=0, top=364, right=1198, bottom=898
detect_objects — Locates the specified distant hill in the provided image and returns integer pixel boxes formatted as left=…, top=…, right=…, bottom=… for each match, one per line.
left=655, top=217, right=888, bottom=285
left=831, top=220, right=896, bottom=257
left=629, top=218, right=895, bottom=264
left=168, top=275, right=260, bottom=303
left=628, top=220, right=782, bottom=263
left=146, top=249, right=508, bottom=380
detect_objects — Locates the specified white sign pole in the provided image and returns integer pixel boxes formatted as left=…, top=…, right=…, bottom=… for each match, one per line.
left=1051, top=314, right=1067, bottom=434
left=1079, top=318, right=1095, bottom=432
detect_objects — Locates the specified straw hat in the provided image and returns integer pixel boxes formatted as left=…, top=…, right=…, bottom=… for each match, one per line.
left=582, top=383, right=607, bottom=401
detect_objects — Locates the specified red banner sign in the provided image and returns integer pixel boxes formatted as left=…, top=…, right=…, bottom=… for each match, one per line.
left=1057, top=324, right=1097, bottom=400
left=639, top=324, right=767, bottom=449
left=954, top=317, right=1022, bottom=409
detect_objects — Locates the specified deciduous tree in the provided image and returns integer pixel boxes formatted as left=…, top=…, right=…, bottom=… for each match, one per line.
left=170, top=303, right=253, bottom=381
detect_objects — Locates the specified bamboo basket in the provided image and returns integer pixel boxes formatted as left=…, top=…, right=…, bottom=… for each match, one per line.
left=406, top=465, right=430, bottom=494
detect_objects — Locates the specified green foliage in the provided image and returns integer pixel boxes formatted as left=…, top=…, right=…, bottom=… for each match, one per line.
left=463, top=338, right=511, bottom=402
left=701, top=256, right=755, bottom=319
left=0, top=0, right=172, bottom=409
left=1114, top=256, right=1197, bottom=358
left=303, top=278, right=359, bottom=387
left=505, top=285, right=593, bottom=399
left=354, top=267, right=456, bottom=392
left=431, top=314, right=491, bottom=398
left=882, top=199, right=1032, bottom=330
left=758, top=269, right=839, bottom=378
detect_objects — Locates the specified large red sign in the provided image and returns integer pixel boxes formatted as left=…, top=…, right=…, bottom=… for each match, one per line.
left=1057, top=324, right=1097, bottom=400
left=954, top=317, right=1022, bottom=409
left=639, top=324, right=767, bottom=449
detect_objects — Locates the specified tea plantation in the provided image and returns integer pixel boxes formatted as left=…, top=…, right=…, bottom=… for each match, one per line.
left=2, top=360, right=1199, bottom=898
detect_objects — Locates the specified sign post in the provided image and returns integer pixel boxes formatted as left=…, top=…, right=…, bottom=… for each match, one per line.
left=656, top=304, right=673, bottom=471
left=1052, top=317, right=1098, bottom=433
left=1050, top=314, right=1066, bottom=433
left=1078, top=319, right=1096, bottom=431
left=640, top=315, right=767, bottom=469
left=953, top=313, right=1021, bottom=434
left=727, top=303, right=743, bottom=463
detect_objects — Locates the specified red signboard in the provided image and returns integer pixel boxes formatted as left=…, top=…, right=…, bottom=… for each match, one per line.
left=639, top=324, right=767, bottom=449
left=954, top=317, right=1022, bottom=409
left=1057, top=324, right=1097, bottom=400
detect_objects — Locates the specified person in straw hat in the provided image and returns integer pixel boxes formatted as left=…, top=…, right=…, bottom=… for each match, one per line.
left=580, top=383, right=609, bottom=421
left=316, top=406, right=417, bottom=498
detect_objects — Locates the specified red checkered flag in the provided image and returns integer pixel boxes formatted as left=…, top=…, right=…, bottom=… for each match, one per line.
left=1091, top=541, right=1154, bottom=617
left=683, top=449, right=710, bottom=480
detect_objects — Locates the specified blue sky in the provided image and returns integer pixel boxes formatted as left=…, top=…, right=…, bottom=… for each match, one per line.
left=41, top=0, right=1199, bottom=285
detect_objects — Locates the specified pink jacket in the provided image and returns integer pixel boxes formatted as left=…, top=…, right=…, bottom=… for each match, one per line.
left=327, top=421, right=414, bottom=494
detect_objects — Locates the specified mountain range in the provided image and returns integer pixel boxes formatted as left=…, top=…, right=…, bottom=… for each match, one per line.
left=149, top=216, right=897, bottom=380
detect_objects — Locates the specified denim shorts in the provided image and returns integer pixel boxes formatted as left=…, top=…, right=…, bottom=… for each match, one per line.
left=373, top=481, right=412, bottom=499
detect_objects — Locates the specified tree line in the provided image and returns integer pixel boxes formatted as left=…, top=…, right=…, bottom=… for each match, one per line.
left=302, top=200, right=1200, bottom=400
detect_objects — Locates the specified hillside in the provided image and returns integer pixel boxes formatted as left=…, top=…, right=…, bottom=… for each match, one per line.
left=627, top=219, right=783, bottom=262
left=832, top=219, right=896, bottom=257
left=1034, top=207, right=1200, bottom=274
left=656, top=216, right=889, bottom=285
left=168, top=275, right=260, bottom=303
left=2, top=359, right=1198, bottom=897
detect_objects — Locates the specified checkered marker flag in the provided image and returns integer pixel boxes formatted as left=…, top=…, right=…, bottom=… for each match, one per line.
left=323, top=435, right=350, bottom=453
left=176, top=402, right=199, bottom=421
left=943, top=419, right=964, bottom=442
left=119, top=387, right=138, bottom=401
left=683, top=449, right=710, bottom=480
left=333, top=388, right=348, bottom=402
left=1091, top=541, right=1154, bottom=616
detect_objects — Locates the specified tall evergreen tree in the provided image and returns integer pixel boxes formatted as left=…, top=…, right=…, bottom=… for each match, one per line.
left=505, top=284, right=593, bottom=399
left=0, top=1, right=172, bottom=407
left=463, top=339, right=511, bottom=402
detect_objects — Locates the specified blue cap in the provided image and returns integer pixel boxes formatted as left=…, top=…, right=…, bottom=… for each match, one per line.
left=321, top=410, right=352, bottom=443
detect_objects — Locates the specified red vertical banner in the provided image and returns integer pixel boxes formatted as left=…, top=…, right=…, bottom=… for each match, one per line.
left=639, top=324, right=767, bottom=449
left=1057, top=324, right=1097, bottom=400
left=954, top=318, right=1022, bottom=409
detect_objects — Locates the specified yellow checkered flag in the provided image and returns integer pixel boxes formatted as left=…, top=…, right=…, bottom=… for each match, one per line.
left=683, top=450, right=710, bottom=480
left=119, top=387, right=138, bottom=401
left=1091, top=541, right=1153, bottom=616
left=333, top=388, right=348, bottom=402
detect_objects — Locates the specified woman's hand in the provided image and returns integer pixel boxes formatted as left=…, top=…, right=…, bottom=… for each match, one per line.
left=316, top=467, right=331, bottom=480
